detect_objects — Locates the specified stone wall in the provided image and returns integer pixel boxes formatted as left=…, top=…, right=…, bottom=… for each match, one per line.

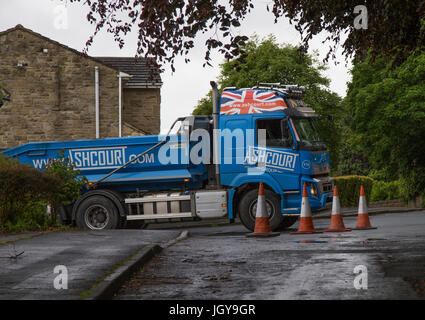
left=0, top=26, right=160, bottom=150
left=123, top=88, right=161, bottom=135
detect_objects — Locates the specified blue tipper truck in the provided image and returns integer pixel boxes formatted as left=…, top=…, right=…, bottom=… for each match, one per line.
left=3, top=82, right=333, bottom=231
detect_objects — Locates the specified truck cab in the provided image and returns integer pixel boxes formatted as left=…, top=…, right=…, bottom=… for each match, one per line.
left=214, top=84, right=333, bottom=231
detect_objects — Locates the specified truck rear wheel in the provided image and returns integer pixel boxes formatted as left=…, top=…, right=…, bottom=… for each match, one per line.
left=238, top=188, right=282, bottom=232
left=76, top=196, right=119, bottom=230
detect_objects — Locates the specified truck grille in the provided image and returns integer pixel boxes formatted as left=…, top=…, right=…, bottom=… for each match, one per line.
left=322, top=182, right=333, bottom=193
left=313, top=177, right=333, bottom=195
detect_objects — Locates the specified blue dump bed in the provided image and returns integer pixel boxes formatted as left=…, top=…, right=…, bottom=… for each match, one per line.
left=3, top=135, right=207, bottom=193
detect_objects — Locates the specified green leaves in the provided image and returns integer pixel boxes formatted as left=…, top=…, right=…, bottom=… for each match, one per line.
left=344, top=50, right=425, bottom=197
left=0, top=151, right=87, bottom=230
left=370, top=180, right=401, bottom=202
left=217, top=37, right=329, bottom=90
left=0, top=154, right=61, bottom=227
left=333, top=175, right=374, bottom=207
left=44, top=151, right=88, bottom=208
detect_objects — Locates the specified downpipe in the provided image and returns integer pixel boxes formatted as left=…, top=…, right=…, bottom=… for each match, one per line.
left=95, top=66, right=100, bottom=139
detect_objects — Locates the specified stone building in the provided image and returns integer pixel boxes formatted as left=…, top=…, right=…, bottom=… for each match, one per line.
left=0, top=25, right=162, bottom=150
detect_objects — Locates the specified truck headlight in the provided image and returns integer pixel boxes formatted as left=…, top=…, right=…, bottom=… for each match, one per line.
left=305, top=182, right=319, bottom=198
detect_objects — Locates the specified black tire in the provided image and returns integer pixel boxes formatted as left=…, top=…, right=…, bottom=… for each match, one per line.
left=76, top=195, right=119, bottom=230
left=238, top=188, right=283, bottom=232
left=276, top=216, right=298, bottom=230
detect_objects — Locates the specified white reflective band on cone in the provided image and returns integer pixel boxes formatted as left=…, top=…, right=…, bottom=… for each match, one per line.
left=256, top=195, right=268, bottom=218
left=300, top=196, right=312, bottom=218
left=358, top=195, right=368, bottom=214
left=332, top=195, right=341, bottom=215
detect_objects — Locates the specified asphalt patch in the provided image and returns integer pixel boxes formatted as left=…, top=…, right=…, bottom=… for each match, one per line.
left=380, top=254, right=425, bottom=297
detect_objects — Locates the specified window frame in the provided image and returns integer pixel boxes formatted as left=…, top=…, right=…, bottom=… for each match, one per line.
left=256, top=117, right=294, bottom=149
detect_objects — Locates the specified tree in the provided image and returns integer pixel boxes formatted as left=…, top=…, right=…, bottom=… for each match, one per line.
left=344, top=50, right=425, bottom=198
left=45, top=151, right=88, bottom=225
left=192, top=91, right=213, bottom=116
left=193, top=36, right=343, bottom=169
left=69, top=0, right=425, bottom=70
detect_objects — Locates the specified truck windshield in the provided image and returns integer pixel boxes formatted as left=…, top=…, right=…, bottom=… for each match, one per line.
left=292, top=118, right=326, bottom=150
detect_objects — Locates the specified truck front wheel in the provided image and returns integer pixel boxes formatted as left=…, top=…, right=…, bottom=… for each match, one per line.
left=76, top=196, right=119, bottom=230
left=238, top=188, right=283, bottom=232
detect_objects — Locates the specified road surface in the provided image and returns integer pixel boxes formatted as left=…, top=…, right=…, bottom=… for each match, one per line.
left=115, top=211, right=425, bottom=299
left=0, top=229, right=181, bottom=299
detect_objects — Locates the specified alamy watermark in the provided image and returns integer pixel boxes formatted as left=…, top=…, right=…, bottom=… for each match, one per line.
left=353, top=265, right=368, bottom=290
left=53, top=4, right=68, bottom=30
left=53, top=265, right=68, bottom=290
left=354, top=5, right=368, bottom=30
left=150, top=126, right=300, bottom=176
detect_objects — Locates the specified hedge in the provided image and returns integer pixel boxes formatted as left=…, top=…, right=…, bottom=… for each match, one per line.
left=332, top=175, right=374, bottom=207
left=0, top=152, right=86, bottom=231
left=370, top=180, right=401, bottom=201
left=0, top=159, right=61, bottom=225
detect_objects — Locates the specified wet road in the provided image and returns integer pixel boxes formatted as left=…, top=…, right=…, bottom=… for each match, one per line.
left=0, top=229, right=181, bottom=299
left=115, top=212, right=425, bottom=300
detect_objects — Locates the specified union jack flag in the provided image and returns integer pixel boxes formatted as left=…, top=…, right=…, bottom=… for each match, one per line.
left=220, top=90, right=287, bottom=115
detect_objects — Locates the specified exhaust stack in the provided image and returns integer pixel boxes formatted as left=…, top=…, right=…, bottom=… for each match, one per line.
left=210, top=81, right=221, bottom=188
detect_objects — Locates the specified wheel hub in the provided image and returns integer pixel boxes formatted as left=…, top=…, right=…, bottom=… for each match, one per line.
left=96, top=212, right=106, bottom=223
left=85, top=205, right=110, bottom=230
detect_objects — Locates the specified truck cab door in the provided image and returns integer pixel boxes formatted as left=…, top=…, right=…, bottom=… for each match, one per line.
left=253, top=117, right=300, bottom=191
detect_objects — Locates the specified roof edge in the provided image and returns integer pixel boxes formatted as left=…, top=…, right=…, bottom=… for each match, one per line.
left=0, top=25, right=130, bottom=74
left=1, top=24, right=162, bottom=85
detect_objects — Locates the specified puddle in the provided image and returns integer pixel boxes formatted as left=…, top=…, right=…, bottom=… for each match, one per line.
left=295, top=240, right=328, bottom=244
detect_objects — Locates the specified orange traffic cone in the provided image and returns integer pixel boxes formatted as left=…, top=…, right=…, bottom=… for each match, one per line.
left=291, top=183, right=322, bottom=234
left=324, top=185, right=351, bottom=232
left=353, top=185, right=377, bottom=230
left=246, top=183, right=280, bottom=238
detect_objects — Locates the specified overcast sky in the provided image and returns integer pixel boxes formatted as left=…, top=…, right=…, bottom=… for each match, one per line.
left=1, top=0, right=352, bottom=133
